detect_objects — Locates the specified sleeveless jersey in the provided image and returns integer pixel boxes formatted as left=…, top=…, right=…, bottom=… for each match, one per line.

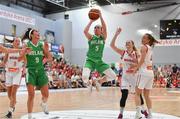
left=26, top=41, right=44, bottom=69
left=121, top=50, right=138, bottom=74
left=87, top=35, right=105, bottom=59
left=6, top=52, right=23, bottom=71
left=139, top=45, right=153, bottom=76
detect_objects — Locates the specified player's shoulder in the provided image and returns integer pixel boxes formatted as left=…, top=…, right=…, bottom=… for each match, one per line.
left=141, top=44, right=148, bottom=51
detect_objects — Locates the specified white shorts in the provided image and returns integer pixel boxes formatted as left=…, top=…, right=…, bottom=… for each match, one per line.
left=121, top=74, right=137, bottom=93
left=5, top=71, right=22, bottom=87
left=136, top=73, right=154, bottom=89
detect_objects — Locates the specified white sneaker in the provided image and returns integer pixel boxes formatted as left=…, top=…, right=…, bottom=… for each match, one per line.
left=147, top=114, right=152, bottom=119
left=95, top=80, right=101, bottom=92
left=135, top=112, right=142, bottom=119
left=40, top=102, right=49, bottom=115
left=28, top=114, right=36, bottom=119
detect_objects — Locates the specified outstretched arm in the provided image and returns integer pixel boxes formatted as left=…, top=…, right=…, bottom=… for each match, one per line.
left=84, top=20, right=94, bottom=40
left=110, top=27, right=125, bottom=56
left=43, top=42, right=53, bottom=63
left=0, top=45, right=22, bottom=53
left=99, top=10, right=107, bottom=40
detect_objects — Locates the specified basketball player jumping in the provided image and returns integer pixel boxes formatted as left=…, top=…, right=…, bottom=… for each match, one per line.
left=21, top=28, right=52, bottom=119
left=111, top=28, right=148, bottom=119
left=133, top=34, right=158, bottom=119
left=83, top=9, right=117, bottom=90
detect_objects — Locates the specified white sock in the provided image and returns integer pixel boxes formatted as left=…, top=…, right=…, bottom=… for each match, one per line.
left=136, top=106, right=141, bottom=114
left=28, top=113, right=32, bottom=118
left=148, top=108, right=152, bottom=115
left=8, top=107, right=14, bottom=113
left=41, top=102, right=46, bottom=105
left=141, top=105, right=145, bottom=112
left=120, top=107, right=124, bottom=114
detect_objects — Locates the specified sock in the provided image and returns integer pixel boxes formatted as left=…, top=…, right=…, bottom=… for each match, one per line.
left=148, top=108, right=152, bottom=115
left=28, top=113, right=32, bottom=118
left=41, top=102, right=47, bottom=106
left=120, top=107, right=124, bottom=114
left=8, top=107, right=14, bottom=113
left=136, top=106, right=141, bottom=115
left=141, top=105, right=145, bottom=112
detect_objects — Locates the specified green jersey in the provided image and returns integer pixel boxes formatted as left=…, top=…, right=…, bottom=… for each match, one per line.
left=26, top=41, right=44, bottom=69
left=87, top=35, right=105, bottom=59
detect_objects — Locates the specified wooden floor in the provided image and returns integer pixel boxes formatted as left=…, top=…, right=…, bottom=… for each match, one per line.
left=0, top=87, right=180, bottom=118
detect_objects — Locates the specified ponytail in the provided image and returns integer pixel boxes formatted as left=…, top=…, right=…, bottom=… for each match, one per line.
left=145, top=33, right=158, bottom=47
left=131, top=40, right=137, bottom=51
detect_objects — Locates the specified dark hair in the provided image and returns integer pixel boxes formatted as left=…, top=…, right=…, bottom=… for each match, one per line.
left=145, top=33, right=158, bottom=47
left=22, top=28, right=34, bottom=41
left=131, top=40, right=137, bottom=51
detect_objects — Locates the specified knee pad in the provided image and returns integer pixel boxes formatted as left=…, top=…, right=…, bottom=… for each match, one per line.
left=120, top=89, right=129, bottom=107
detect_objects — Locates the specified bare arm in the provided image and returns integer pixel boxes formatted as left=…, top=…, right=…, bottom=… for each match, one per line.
left=110, top=27, right=125, bottom=56
left=2, top=53, right=8, bottom=66
left=134, top=45, right=147, bottom=71
left=43, top=42, right=53, bottom=63
left=84, top=20, right=94, bottom=40
left=18, top=45, right=31, bottom=62
left=99, top=10, right=107, bottom=40
left=0, top=45, right=22, bottom=53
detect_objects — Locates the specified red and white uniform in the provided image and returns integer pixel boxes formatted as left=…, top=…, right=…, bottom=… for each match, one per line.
left=136, top=45, right=154, bottom=89
left=5, top=52, right=23, bottom=86
left=121, top=50, right=138, bottom=92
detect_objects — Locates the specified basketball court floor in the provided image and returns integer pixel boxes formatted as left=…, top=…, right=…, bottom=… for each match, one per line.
left=0, top=87, right=180, bottom=119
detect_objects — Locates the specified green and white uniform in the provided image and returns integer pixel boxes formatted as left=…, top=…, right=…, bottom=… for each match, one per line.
left=84, top=35, right=109, bottom=74
left=26, top=41, right=48, bottom=87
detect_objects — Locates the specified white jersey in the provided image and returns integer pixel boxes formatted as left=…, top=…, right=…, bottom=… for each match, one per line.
left=139, top=45, right=153, bottom=77
left=122, top=50, right=138, bottom=75
left=5, top=52, right=24, bottom=86
left=5, top=52, right=23, bottom=72
left=121, top=50, right=138, bottom=91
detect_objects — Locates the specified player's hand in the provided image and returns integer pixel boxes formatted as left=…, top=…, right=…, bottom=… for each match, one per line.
left=90, top=19, right=96, bottom=23
left=98, top=10, right=102, bottom=18
left=25, top=47, right=32, bottom=54
left=132, top=66, right=139, bottom=74
left=115, top=27, right=122, bottom=36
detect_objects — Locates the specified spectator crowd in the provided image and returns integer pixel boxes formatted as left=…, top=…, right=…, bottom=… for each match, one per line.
left=1, top=56, right=180, bottom=92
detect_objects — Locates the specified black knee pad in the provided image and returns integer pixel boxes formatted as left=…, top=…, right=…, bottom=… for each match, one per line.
left=120, top=89, right=129, bottom=107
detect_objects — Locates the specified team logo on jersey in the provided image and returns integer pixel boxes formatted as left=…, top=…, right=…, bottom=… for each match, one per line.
left=20, top=110, right=180, bottom=119
left=91, top=40, right=104, bottom=45
left=28, top=51, right=43, bottom=55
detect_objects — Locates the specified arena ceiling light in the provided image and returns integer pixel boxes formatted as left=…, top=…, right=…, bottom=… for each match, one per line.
left=137, top=29, right=153, bottom=35
left=46, top=0, right=69, bottom=9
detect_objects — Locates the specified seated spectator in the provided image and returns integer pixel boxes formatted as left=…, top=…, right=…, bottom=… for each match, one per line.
left=58, top=71, right=68, bottom=89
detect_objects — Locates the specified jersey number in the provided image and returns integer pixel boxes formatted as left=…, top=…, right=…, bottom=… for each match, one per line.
left=35, top=57, right=39, bottom=63
left=95, top=46, right=99, bottom=52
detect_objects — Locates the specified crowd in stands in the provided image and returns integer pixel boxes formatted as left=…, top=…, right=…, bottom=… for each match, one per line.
left=45, top=58, right=86, bottom=89
left=1, top=56, right=180, bottom=92
left=153, top=64, right=180, bottom=88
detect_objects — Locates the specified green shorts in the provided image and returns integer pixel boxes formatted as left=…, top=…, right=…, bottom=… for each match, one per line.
left=84, top=57, right=109, bottom=74
left=26, top=68, right=48, bottom=87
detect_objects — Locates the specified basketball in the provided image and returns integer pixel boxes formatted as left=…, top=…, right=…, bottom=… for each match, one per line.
left=88, top=9, right=100, bottom=20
